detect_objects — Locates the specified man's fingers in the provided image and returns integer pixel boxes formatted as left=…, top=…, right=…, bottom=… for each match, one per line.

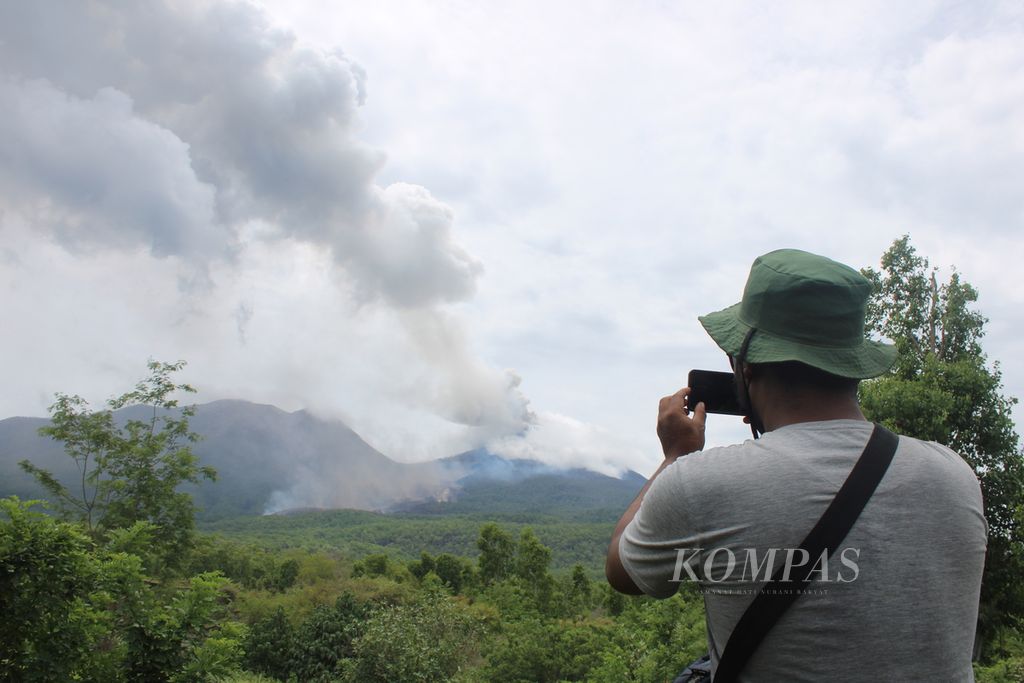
left=661, top=387, right=690, bottom=412
left=657, top=388, right=707, bottom=457
left=693, top=401, right=707, bottom=428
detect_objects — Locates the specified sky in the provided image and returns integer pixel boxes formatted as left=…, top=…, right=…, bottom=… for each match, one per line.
left=1, top=0, right=1022, bottom=479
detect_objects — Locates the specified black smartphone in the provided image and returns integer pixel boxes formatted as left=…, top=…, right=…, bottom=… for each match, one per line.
left=687, top=369, right=744, bottom=416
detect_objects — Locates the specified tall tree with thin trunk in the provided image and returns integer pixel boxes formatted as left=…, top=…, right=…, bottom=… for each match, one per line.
left=19, top=360, right=215, bottom=571
left=860, top=236, right=1023, bottom=653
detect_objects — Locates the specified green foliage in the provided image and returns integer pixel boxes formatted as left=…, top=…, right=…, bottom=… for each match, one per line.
left=19, top=494, right=1013, bottom=682
left=399, top=470, right=643, bottom=522
left=479, top=576, right=686, bottom=679
left=177, top=619, right=247, bottom=683
left=409, top=550, right=436, bottom=579
left=410, top=550, right=475, bottom=593
left=602, top=582, right=626, bottom=616
left=974, top=659, right=1024, bottom=683
left=353, top=589, right=481, bottom=682
left=862, top=236, right=987, bottom=377
left=290, top=592, right=368, bottom=683
left=1, top=497, right=245, bottom=683
left=859, top=366, right=954, bottom=442
left=0, top=497, right=113, bottom=682
left=242, top=608, right=295, bottom=682
left=566, top=563, right=594, bottom=614
left=214, top=674, right=280, bottom=683
left=477, top=521, right=515, bottom=584
left=861, top=236, right=1024, bottom=644
left=975, top=626, right=1024, bottom=681
left=482, top=616, right=631, bottom=682
left=516, top=527, right=552, bottom=583
left=17, top=397, right=116, bottom=530
left=351, top=552, right=390, bottom=578
left=514, top=527, right=556, bottom=613
left=200, top=508, right=617, bottom=576
left=188, top=536, right=301, bottom=592
left=123, top=571, right=242, bottom=683
left=19, top=360, right=216, bottom=571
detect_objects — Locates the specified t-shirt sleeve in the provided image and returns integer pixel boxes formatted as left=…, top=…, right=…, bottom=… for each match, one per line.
left=619, top=458, right=703, bottom=599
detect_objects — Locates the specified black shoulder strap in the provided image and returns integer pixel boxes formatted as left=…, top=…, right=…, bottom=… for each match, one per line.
left=712, top=423, right=899, bottom=683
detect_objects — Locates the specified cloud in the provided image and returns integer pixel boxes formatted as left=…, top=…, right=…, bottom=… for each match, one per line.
left=877, top=33, right=1024, bottom=230
left=279, top=0, right=1024, bottom=447
left=352, top=184, right=483, bottom=308
left=0, top=79, right=222, bottom=262
left=488, top=411, right=644, bottom=477
left=4, top=0, right=1022, bottom=488
left=0, top=0, right=480, bottom=309
left=0, top=0, right=540, bottom=488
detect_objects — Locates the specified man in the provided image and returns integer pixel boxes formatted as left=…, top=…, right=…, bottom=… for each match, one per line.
left=606, top=249, right=987, bottom=681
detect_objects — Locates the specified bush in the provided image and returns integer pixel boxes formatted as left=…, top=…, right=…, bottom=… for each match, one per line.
left=0, top=497, right=118, bottom=682
left=2, top=497, right=248, bottom=682
left=353, top=589, right=481, bottom=682
left=290, top=592, right=367, bottom=683
left=243, top=608, right=295, bottom=681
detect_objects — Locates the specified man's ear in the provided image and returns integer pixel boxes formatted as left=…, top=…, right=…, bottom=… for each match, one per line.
left=733, top=360, right=754, bottom=383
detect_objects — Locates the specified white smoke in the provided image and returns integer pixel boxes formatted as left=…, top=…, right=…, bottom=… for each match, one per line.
left=0, top=0, right=635, bottom=504
left=0, top=79, right=222, bottom=263
left=0, top=1, right=482, bottom=308
left=489, top=411, right=639, bottom=478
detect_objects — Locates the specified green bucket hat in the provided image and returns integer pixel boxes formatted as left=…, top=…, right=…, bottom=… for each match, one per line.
left=698, top=249, right=896, bottom=379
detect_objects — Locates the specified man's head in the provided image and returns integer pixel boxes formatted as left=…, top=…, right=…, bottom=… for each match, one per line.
left=701, top=249, right=895, bottom=433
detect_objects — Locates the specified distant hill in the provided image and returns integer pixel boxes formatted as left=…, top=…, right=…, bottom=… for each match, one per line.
left=396, top=449, right=646, bottom=522
left=0, top=400, right=645, bottom=521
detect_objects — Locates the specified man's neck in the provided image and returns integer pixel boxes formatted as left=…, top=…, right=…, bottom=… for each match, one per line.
left=758, top=393, right=866, bottom=432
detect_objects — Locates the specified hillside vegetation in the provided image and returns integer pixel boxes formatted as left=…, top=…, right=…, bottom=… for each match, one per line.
left=201, top=509, right=617, bottom=577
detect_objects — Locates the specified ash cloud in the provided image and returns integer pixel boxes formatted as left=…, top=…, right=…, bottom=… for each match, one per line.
left=0, top=0, right=481, bottom=307
left=0, top=0, right=558, bottom=510
left=0, top=80, right=222, bottom=262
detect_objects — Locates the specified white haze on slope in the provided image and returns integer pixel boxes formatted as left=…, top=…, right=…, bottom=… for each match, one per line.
left=0, top=0, right=643, bottom=512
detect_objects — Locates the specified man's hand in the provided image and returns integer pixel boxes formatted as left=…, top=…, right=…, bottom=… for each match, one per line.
left=606, top=387, right=707, bottom=595
left=657, top=387, right=706, bottom=459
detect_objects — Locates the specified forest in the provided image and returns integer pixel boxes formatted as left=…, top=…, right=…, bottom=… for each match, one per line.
left=3, top=237, right=1024, bottom=682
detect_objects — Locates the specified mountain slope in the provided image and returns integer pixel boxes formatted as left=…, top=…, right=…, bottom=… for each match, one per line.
left=0, top=400, right=644, bottom=521
left=396, top=449, right=646, bottom=522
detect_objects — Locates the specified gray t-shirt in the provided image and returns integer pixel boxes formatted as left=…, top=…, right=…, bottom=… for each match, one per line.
left=620, top=419, right=987, bottom=682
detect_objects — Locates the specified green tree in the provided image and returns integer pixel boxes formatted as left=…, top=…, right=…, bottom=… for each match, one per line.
left=351, top=553, right=391, bottom=578
left=432, top=552, right=473, bottom=593
left=861, top=236, right=1024, bottom=648
left=568, top=563, right=593, bottom=613
left=0, top=497, right=117, bottom=682
left=477, top=522, right=515, bottom=584
left=515, top=528, right=555, bottom=613
left=408, top=550, right=437, bottom=580
left=590, top=591, right=707, bottom=682
left=482, top=617, right=617, bottom=682
left=603, top=582, right=626, bottom=616
left=122, top=571, right=242, bottom=683
left=243, top=607, right=295, bottom=681
left=515, top=527, right=552, bottom=584
left=271, top=558, right=300, bottom=592
left=1, top=497, right=242, bottom=683
left=291, top=593, right=367, bottom=683
left=352, top=589, right=480, bottom=682
left=19, top=360, right=215, bottom=570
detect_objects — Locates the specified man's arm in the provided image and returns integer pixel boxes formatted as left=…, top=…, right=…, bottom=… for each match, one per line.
left=605, top=387, right=706, bottom=594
